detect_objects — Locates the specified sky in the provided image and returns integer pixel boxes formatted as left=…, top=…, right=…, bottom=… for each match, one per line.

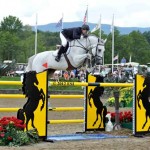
left=0, top=0, right=150, bottom=27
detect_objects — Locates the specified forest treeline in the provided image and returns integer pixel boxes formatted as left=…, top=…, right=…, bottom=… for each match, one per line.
left=0, top=15, right=150, bottom=65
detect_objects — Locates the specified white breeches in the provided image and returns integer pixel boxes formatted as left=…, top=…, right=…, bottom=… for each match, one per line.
left=60, top=32, right=67, bottom=47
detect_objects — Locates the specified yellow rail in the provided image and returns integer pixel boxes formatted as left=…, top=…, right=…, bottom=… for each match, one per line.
left=0, top=94, right=25, bottom=98
left=49, top=81, right=133, bottom=87
left=50, top=95, right=84, bottom=99
left=48, top=119, right=84, bottom=124
left=0, top=94, right=84, bottom=99
left=0, top=81, right=22, bottom=85
left=48, top=107, right=84, bottom=111
left=0, top=107, right=84, bottom=112
left=0, top=81, right=133, bottom=87
left=0, top=108, right=20, bottom=112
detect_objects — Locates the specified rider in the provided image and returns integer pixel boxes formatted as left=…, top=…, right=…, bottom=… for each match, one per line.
left=55, top=24, right=90, bottom=62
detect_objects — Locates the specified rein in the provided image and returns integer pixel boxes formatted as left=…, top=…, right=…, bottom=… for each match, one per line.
left=69, top=38, right=90, bottom=53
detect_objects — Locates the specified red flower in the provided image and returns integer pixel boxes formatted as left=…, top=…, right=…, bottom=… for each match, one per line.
left=0, top=133, right=5, bottom=138
left=108, top=111, right=132, bottom=123
left=7, top=136, right=13, bottom=141
left=0, top=126, right=3, bottom=131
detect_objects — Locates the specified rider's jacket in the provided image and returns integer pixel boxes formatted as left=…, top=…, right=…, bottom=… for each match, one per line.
left=61, top=27, right=82, bottom=41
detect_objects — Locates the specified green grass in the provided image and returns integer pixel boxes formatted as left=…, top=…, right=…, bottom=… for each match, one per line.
left=0, top=76, right=82, bottom=90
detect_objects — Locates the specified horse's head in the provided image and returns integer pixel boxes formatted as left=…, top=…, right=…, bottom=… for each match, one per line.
left=86, top=35, right=106, bottom=72
left=91, top=38, right=106, bottom=65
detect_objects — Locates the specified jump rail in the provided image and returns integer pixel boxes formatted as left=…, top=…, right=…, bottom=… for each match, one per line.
left=0, top=107, right=84, bottom=112
left=0, top=94, right=84, bottom=99
left=47, top=119, right=84, bottom=124
left=0, top=81, right=133, bottom=87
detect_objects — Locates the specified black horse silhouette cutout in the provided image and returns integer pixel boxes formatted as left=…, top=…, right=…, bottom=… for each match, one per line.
left=88, top=75, right=107, bottom=128
left=137, top=75, right=150, bottom=130
left=17, top=71, right=45, bottom=130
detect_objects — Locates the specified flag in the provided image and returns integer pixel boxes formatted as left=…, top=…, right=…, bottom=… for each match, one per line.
left=113, top=55, right=118, bottom=61
left=83, top=7, right=88, bottom=24
left=56, top=17, right=63, bottom=28
left=91, top=16, right=101, bottom=33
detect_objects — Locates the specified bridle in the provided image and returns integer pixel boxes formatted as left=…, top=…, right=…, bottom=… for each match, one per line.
left=87, top=38, right=104, bottom=65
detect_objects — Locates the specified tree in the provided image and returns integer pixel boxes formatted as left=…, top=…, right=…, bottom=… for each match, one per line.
left=0, top=15, right=23, bottom=33
left=129, top=31, right=150, bottom=64
left=143, top=31, right=150, bottom=45
left=0, top=16, right=23, bottom=62
left=0, top=31, right=20, bottom=60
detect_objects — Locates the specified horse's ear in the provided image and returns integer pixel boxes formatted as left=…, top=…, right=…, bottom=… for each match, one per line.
left=104, top=39, right=107, bottom=44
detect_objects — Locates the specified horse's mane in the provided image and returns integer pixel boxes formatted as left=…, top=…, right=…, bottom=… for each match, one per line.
left=88, top=34, right=105, bottom=45
left=89, top=34, right=99, bottom=38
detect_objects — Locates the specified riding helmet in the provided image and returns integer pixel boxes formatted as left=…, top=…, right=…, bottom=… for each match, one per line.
left=81, top=24, right=90, bottom=31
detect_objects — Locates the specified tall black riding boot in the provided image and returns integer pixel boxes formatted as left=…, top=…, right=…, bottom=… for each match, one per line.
left=55, top=46, right=64, bottom=62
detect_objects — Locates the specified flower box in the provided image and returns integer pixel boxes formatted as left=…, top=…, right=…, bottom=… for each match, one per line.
left=0, top=116, right=39, bottom=146
left=108, top=111, right=132, bottom=130
left=121, top=122, right=132, bottom=130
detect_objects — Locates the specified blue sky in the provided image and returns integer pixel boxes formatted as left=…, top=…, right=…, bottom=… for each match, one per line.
left=0, top=0, right=150, bottom=27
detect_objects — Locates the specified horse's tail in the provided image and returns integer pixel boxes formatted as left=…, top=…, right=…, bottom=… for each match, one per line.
left=17, top=108, right=25, bottom=124
left=103, top=106, right=107, bottom=127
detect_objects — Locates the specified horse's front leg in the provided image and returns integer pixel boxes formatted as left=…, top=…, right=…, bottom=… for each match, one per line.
left=85, top=54, right=92, bottom=68
left=87, top=53, right=92, bottom=60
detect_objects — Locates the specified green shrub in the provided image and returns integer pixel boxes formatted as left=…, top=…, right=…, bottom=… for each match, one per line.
left=106, top=87, right=133, bottom=107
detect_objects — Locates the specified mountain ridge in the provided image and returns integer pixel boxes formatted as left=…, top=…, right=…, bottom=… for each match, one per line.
left=33, top=21, right=150, bottom=35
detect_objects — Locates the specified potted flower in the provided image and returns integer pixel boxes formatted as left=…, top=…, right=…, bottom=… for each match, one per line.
left=109, top=111, right=132, bottom=130
left=0, top=116, right=39, bottom=146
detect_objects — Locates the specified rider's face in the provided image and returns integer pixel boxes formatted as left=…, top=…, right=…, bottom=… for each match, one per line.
left=82, top=29, right=88, bottom=35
